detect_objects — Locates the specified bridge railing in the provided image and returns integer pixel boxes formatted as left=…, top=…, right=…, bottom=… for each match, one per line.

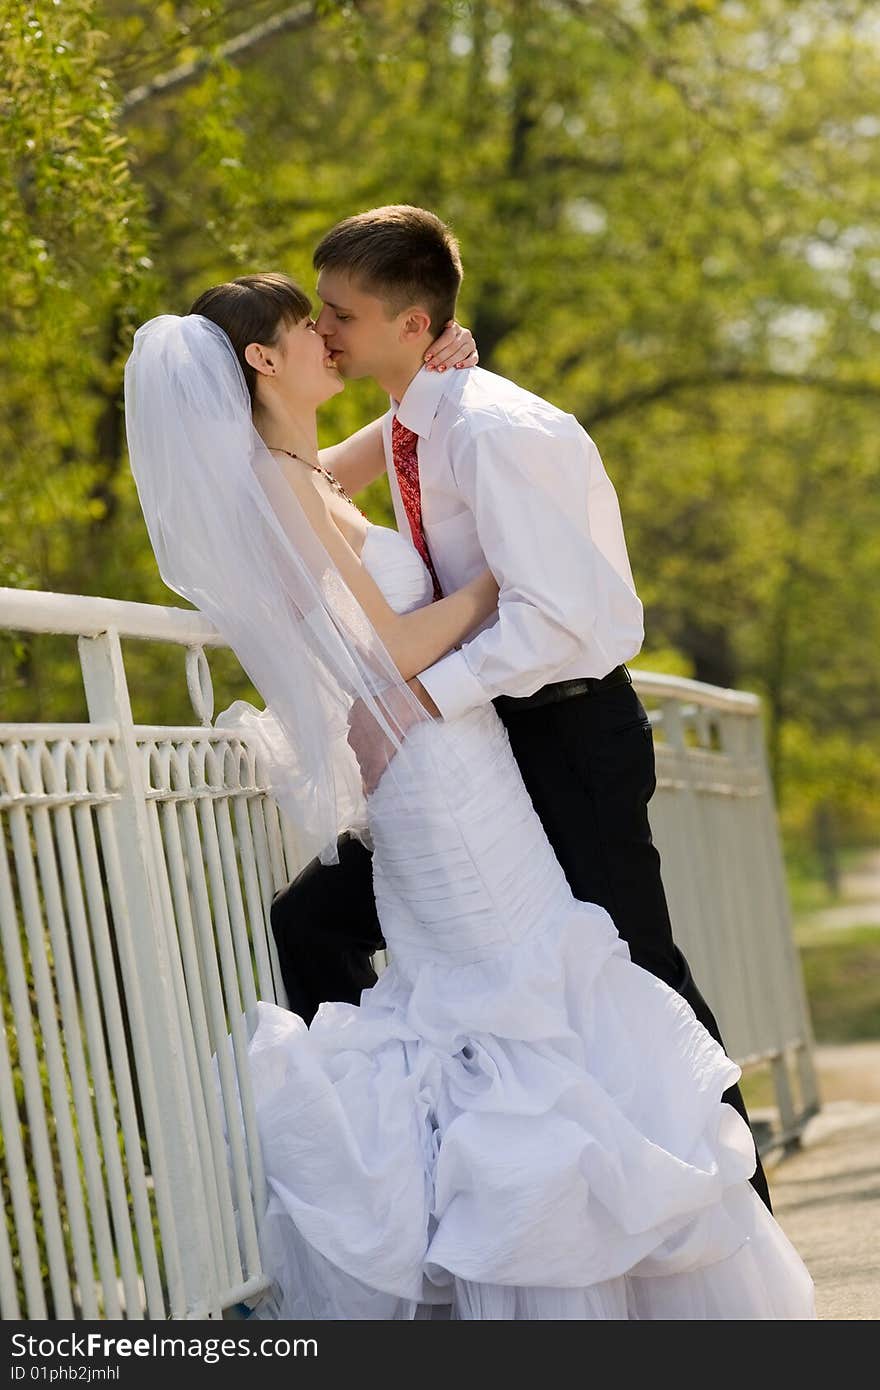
left=0, top=587, right=818, bottom=1320
left=634, top=671, right=819, bottom=1142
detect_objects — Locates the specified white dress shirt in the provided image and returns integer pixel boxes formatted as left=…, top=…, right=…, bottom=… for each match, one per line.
left=382, top=366, right=644, bottom=722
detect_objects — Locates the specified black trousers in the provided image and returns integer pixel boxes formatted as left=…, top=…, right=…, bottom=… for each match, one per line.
left=271, top=830, right=384, bottom=1026
left=270, top=680, right=772, bottom=1211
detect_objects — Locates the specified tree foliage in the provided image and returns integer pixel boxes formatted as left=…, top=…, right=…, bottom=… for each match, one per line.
left=2, top=0, right=878, bottom=843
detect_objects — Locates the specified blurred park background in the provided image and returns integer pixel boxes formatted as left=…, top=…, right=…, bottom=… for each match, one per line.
left=2, top=0, right=879, bottom=1057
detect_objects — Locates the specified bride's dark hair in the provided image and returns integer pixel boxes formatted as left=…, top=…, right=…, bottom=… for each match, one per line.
left=188, top=273, right=312, bottom=407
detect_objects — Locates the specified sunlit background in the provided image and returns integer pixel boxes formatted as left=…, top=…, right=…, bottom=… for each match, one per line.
left=3, top=0, right=879, bottom=1050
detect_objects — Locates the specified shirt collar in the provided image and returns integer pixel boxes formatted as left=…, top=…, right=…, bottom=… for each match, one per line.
left=392, top=366, right=456, bottom=440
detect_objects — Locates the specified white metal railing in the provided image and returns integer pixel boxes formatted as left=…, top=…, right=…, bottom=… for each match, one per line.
left=0, top=587, right=819, bottom=1320
left=634, top=672, right=819, bottom=1138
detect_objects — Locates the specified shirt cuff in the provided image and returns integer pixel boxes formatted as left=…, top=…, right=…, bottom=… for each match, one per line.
left=416, top=649, right=489, bottom=722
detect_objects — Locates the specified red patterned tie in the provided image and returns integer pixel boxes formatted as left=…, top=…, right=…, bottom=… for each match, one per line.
left=391, top=415, right=442, bottom=600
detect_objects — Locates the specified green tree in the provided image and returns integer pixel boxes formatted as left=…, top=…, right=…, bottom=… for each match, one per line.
left=2, top=0, right=878, bottom=844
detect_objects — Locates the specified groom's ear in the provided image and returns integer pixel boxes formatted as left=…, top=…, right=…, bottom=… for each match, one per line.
left=398, top=307, right=433, bottom=343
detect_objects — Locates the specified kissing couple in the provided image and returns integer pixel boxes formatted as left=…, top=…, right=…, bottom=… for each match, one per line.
left=124, top=204, right=814, bottom=1319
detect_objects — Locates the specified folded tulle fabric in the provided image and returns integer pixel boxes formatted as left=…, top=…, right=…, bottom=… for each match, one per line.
left=236, top=891, right=813, bottom=1318
left=237, top=894, right=758, bottom=1306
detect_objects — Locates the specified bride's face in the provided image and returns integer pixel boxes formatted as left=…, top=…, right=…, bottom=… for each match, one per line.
left=261, top=313, right=345, bottom=409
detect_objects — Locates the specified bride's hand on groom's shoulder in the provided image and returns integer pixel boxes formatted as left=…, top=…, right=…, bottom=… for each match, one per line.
left=424, top=321, right=478, bottom=373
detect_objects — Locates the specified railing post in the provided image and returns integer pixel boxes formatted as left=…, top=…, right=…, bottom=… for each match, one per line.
left=656, top=698, right=738, bottom=1046
left=746, top=711, right=821, bottom=1122
left=78, top=629, right=221, bottom=1317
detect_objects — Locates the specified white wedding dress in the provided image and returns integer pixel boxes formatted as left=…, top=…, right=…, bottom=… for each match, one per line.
left=240, top=523, right=815, bottom=1320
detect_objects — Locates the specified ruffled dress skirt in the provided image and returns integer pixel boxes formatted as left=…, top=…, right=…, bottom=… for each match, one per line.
left=241, top=706, right=815, bottom=1319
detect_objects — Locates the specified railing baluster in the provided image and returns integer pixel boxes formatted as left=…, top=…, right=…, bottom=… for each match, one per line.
left=155, top=788, right=243, bottom=1288
left=0, top=1011, right=24, bottom=1319
left=0, top=832, right=43, bottom=1316
left=79, top=631, right=217, bottom=1319
left=213, top=788, right=259, bottom=1016
left=5, top=797, right=82, bottom=1317
left=178, top=796, right=264, bottom=1280
left=54, top=786, right=143, bottom=1318
left=196, top=787, right=268, bottom=1228
left=72, top=788, right=165, bottom=1319
left=247, top=795, right=289, bottom=1004
left=37, top=786, right=121, bottom=1319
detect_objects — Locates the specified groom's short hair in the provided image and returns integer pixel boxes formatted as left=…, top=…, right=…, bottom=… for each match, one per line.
left=313, top=206, right=462, bottom=335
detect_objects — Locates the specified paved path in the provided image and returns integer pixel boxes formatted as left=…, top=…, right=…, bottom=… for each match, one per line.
left=812, top=847, right=880, bottom=929
left=811, top=901, right=880, bottom=929
left=766, top=1082, right=880, bottom=1319
left=810, top=1041, right=880, bottom=1103
left=770, top=850, right=880, bottom=1317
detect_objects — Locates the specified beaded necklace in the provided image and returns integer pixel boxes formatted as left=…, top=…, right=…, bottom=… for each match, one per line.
left=271, top=446, right=366, bottom=517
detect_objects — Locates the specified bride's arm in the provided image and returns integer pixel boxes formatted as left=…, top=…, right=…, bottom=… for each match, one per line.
left=393, top=570, right=497, bottom=683
left=278, top=456, right=498, bottom=683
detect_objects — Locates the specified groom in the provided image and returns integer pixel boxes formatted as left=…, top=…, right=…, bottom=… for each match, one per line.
left=270, top=204, right=772, bottom=1211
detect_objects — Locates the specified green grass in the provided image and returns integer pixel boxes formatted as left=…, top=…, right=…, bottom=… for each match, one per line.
left=739, top=1067, right=776, bottom=1112
left=784, top=845, right=868, bottom=918
left=782, top=843, right=880, bottom=1044
left=795, top=924, right=880, bottom=1044
left=739, top=924, right=880, bottom=1114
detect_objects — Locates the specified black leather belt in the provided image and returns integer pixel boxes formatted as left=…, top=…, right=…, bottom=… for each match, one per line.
left=494, top=664, right=632, bottom=715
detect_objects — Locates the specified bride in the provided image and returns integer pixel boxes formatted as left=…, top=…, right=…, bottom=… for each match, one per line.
left=124, top=274, right=815, bottom=1320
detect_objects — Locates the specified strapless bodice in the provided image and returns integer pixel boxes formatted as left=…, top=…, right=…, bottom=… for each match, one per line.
left=359, top=524, right=578, bottom=971
left=360, top=525, right=434, bottom=615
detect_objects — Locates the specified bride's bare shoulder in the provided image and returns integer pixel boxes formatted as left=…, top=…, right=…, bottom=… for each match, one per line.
left=270, top=449, right=326, bottom=516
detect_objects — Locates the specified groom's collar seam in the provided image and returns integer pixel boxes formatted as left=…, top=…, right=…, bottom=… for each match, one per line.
left=392, top=365, right=456, bottom=440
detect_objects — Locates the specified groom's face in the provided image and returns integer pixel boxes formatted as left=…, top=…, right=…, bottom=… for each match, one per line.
left=315, top=269, right=403, bottom=381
